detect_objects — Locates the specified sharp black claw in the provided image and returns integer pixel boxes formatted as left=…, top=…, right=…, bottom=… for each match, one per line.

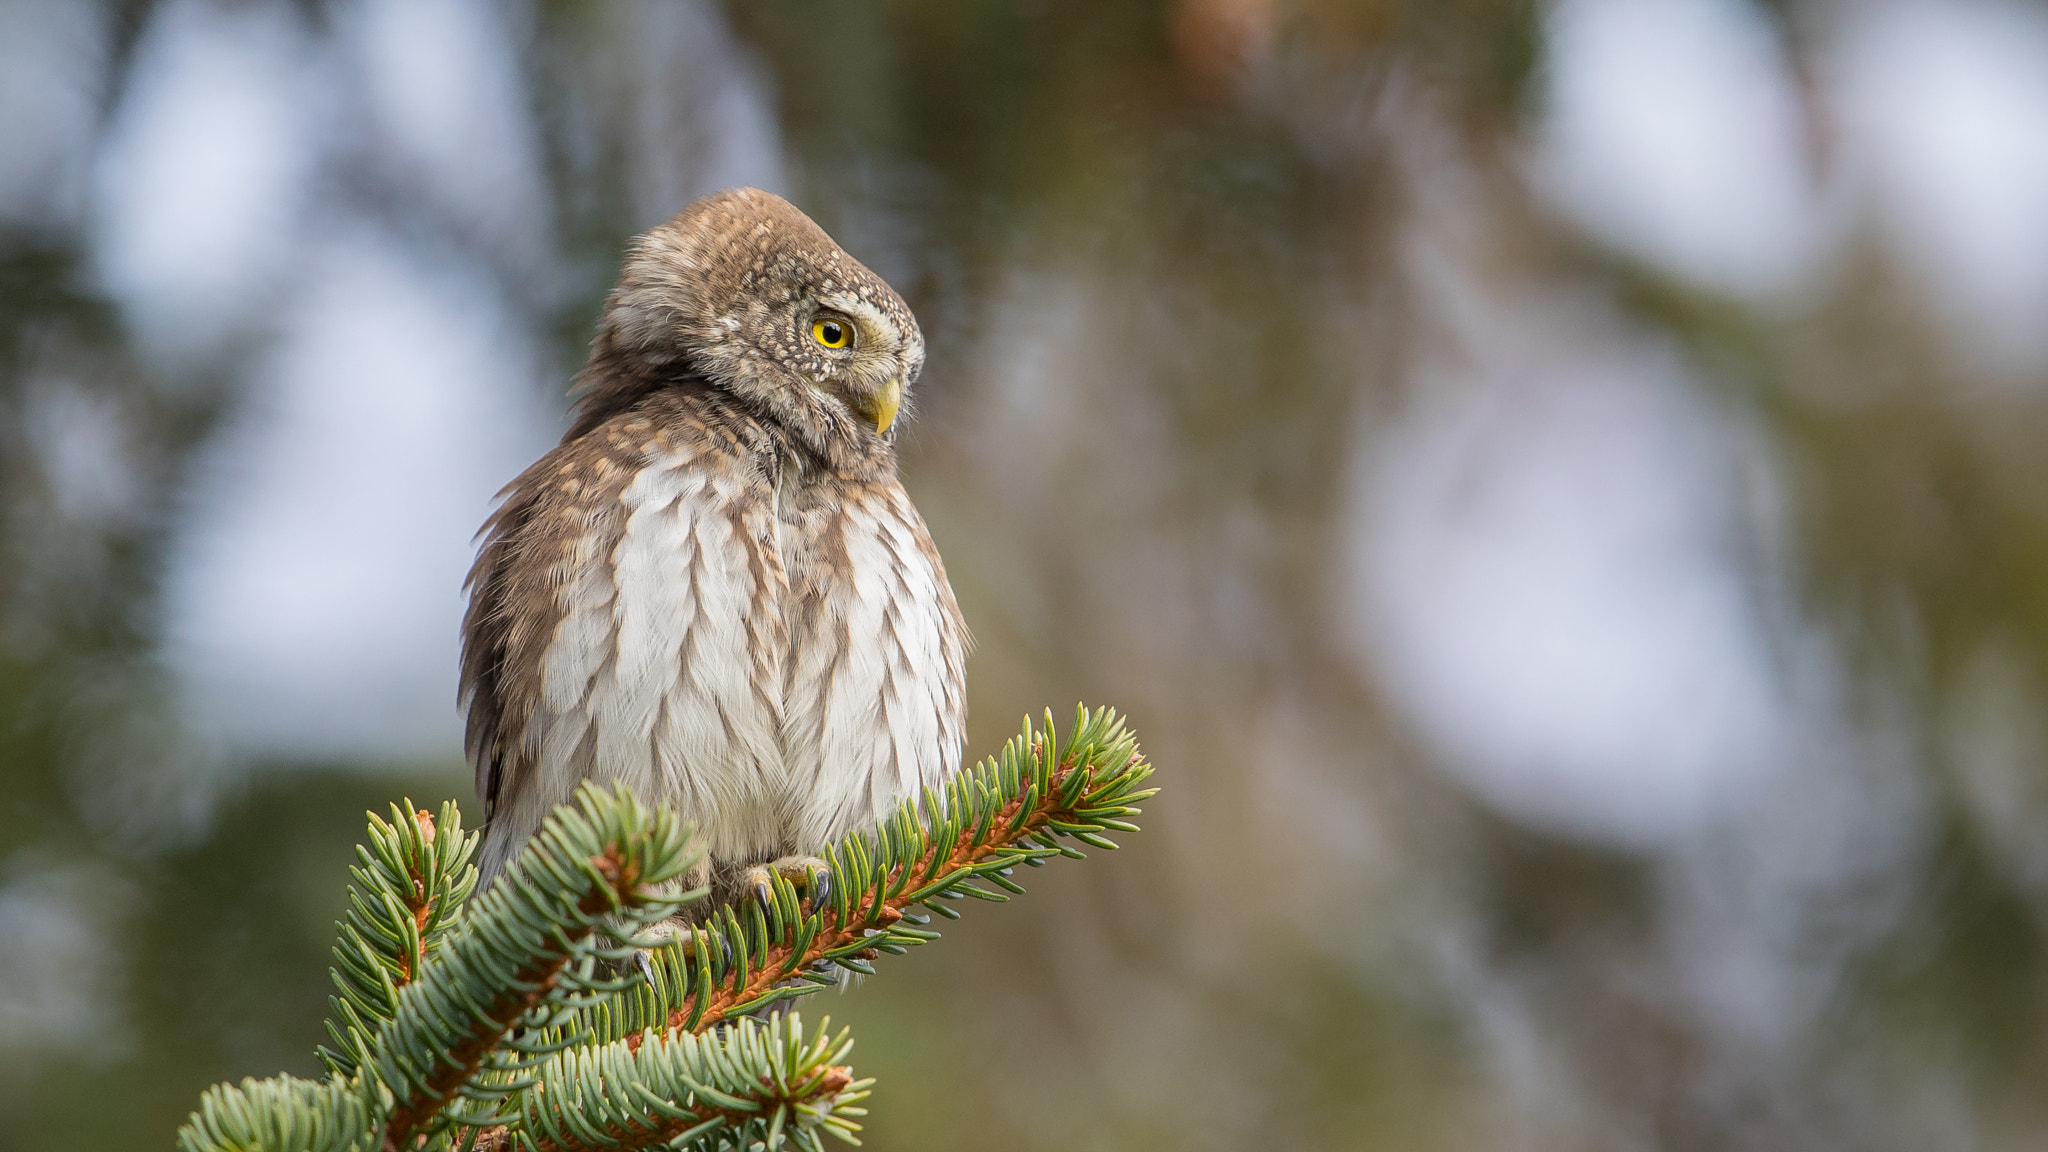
left=742, top=857, right=833, bottom=912
left=806, top=866, right=832, bottom=908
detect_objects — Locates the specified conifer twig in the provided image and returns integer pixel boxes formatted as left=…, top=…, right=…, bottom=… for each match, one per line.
left=320, top=800, right=478, bottom=1080
left=368, top=784, right=698, bottom=1151
left=464, top=1014, right=868, bottom=1152
left=175, top=705, right=1156, bottom=1152
left=598, top=707, right=1154, bottom=1041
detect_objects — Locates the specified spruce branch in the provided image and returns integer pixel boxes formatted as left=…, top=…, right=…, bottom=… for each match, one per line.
left=583, top=706, right=1155, bottom=1042
left=176, top=704, right=1155, bottom=1152
left=320, top=800, right=480, bottom=1080
left=460, top=1013, right=867, bottom=1152
left=363, top=782, right=699, bottom=1150
left=177, top=1075, right=372, bottom=1152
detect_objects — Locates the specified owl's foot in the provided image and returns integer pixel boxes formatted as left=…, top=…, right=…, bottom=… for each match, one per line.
left=626, top=857, right=719, bottom=982
left=627, top=917, right=687, bottom=984
left=740, top=855, right=832, bottom=912
left=628, top=918, right=734, bottom=983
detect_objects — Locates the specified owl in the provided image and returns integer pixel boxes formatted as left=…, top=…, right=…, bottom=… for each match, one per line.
left=460, top=188, right=969, bottom=915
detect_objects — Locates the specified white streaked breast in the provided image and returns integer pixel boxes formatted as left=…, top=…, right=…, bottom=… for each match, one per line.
left=517, top=444, right=790, bottom=863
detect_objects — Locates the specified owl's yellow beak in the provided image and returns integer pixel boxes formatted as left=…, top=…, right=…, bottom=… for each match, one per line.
left=859, top=379, right=902, bottom=434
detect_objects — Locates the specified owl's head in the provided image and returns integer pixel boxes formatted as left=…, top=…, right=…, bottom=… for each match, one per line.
left=586, top=187, right=925, bottom=474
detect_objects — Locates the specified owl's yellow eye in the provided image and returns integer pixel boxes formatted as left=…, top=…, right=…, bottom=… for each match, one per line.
left=812, top=317, right=852, bottom=349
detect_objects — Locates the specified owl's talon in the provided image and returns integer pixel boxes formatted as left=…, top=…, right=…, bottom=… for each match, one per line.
left=742, top=867, right=773, bottom=909
left=792, top=856, right=833, bottom=908
left=632, top=925, right=736, bottom=978
left=740, top=855, right=833, bottom=913
left=678, top=926, right=736, bottom=969
left=624, top=916, right=692, bottom=984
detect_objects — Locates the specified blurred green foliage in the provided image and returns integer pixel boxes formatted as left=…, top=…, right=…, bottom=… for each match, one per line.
left=5, top=1, right=2048, bottom=1149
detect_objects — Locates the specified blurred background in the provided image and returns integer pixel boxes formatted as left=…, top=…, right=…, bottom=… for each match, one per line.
left=4, top=0, right=2048, bottom=1147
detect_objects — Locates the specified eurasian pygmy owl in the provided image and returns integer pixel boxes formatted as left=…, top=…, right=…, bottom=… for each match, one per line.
left=460, top=188, right=969, bottom=912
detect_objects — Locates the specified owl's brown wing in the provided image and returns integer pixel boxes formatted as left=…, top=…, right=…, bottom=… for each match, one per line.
left=461, top=394, right=790, bottom=882
left=461, top=446, right=599, bottom=833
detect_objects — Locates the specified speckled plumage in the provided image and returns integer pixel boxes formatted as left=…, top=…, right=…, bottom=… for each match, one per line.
left=461, top=188, right=969, bottom=892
